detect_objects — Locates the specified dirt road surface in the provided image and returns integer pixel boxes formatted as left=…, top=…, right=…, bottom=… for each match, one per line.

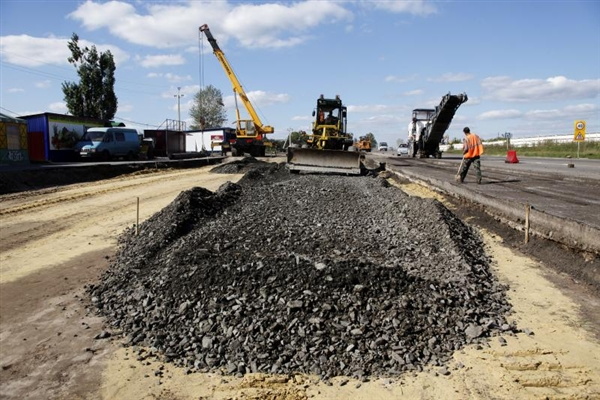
left=1, top=163, right=599, bottom=399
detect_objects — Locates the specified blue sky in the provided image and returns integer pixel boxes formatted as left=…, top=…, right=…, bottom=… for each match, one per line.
left=1, top=0, right=599, bottom=145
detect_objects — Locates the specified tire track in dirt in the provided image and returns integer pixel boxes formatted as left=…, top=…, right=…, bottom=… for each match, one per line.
left=0, top=168, right=215, bottom=216
left=0, top=167, right=244, bottom=284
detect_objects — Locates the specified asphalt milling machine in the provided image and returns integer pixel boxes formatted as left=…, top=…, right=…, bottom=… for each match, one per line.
left=411, top=92, right=468, bottom=158
left=287, top=95, right=366, bottom=175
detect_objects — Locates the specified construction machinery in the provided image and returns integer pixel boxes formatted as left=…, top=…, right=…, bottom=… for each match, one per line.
left=410, top=92, right=468, bottom=158
left=287, top=95, right=364, bottom=175
left=354, top=136, right=372, bottom=152
left=199, top=24, right=273, bottom=157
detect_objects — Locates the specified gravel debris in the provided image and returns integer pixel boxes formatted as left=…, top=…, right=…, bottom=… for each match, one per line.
left=88, top=158, right=516, bottom=379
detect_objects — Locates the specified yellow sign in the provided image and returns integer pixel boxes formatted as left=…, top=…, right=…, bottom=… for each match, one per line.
left=573, top=120, right=586, bottom=142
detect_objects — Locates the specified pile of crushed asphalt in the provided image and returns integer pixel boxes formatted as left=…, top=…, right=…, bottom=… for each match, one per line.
left=88, top=158, right=516, bottom=380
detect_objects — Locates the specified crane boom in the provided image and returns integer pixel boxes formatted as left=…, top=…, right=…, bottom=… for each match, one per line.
left=199, top=24, right=274, bottom=139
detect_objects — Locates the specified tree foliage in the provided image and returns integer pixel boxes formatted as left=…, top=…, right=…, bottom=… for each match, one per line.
left=62, top=33, right=117, bottom=121
left=287, top=130, right=308, bottom=146
left=189, top=85, right=228, bottom=129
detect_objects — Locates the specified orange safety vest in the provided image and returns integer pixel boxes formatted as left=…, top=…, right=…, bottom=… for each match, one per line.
left=463, top=133, right=484, bottom=158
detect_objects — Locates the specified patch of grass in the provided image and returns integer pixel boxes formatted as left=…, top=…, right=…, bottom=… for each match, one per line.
left=445, top=140, right=600, bottom=159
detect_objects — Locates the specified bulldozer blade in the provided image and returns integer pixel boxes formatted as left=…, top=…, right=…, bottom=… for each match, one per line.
left=286, top=147, right=365, bottom=175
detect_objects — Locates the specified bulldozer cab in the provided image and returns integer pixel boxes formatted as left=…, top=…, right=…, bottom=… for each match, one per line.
left=308, top=95, right=349, bottom=150
left=314, top=96, right=346, bottom=130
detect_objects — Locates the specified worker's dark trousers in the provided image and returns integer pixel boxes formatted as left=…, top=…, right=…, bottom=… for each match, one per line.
left=459, top=156, right=482, bottom=183
left=412, top=139, right=421, bottom=157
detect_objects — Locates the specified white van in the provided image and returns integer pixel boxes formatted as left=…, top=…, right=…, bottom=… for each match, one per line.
left=75, top=127, right=141, bottom=160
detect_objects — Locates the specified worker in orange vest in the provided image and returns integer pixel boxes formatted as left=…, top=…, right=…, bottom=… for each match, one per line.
left=457, top=127, right=484, bottom=184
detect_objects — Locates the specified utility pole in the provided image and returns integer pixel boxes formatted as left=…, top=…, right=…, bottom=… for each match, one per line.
left=174, top=87, right=184, bottom=131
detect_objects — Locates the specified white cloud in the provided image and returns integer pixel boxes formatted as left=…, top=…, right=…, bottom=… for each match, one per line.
left=223, top=1, right=352, bottom=48
left=0, top=35, right=129, bottom=67
left=429, top=73, right=474, bottom=83
left=160, top=85, right=200, bottom=99
left=48, top=102, right=67, bottom=113
left=1, top=35, right=71, bottom=66
left=522, top=109, right=560, bottom=121
left=147, top=72, right=192, bottom=83
left=481, top=75, right=600, bottom=102
left=8, top=88, right=25, bottom=93
left=35, top=80, right=52, bottom=88
left=224, top=90, right=290, bottom=108
left=0, top=34, right=129, bottom=67
left=478, top=109, right=523, bottom=120
left=118, top=104, right=133, bottom=113
left=67, top=1, right=351, bottom=50
left=68, top=1, right=226, bottom=49
left=478, top=103, right=599, bottom=122
left=292, top=115, right=312, bottom=121
left=524, top=103, right=599, bottom=120
left=563, top=103, right=598, bottom=114
left=385, top=74, right=417, bottom=83
left=366, top=0, right=437, bottom=16
left=139, top=54, right=185, bottom=68
left=348, top=104, right=403, bottom=113
left=404, top=89, right=423, bottom=96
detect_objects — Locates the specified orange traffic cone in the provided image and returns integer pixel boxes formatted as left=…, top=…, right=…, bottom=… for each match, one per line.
left=505, top=150, right=519, bottom=163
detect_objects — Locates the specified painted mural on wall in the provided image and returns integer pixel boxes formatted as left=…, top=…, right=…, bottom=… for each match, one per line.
left=48, top=117, right=102, bottom=150
left=0, top=119, right=29, bottom=164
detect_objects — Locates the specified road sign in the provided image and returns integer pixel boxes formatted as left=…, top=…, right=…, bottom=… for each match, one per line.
left=573, top=120, right=586, bottom=142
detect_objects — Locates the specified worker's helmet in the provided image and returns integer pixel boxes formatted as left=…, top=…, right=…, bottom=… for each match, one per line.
left=463, top=127, right=470, bottom=133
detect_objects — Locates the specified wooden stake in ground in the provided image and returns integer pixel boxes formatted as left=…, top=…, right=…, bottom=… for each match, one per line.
left=524, top=204, right=531, bottom=243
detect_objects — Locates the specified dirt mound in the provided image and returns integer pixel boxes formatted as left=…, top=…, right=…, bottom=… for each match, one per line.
left=88, top=163, right=516, bottom=380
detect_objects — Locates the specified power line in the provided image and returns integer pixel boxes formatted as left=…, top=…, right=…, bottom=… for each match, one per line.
left=113, top=115, right=161, bottom=128
left=0, top=106, right=21, bottom=117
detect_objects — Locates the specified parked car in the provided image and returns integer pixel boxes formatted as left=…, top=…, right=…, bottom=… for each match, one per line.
left=378, top=142, right=388, bottom=151
left=75, top=127, right=141, bottom=160
left=397, top=143, right=409, bottom=156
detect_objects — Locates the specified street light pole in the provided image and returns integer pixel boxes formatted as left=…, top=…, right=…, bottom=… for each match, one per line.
left=174, top=87, right=184, bottom=131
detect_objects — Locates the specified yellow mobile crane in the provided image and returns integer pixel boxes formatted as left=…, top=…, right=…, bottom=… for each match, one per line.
left=199, top=24, right=274, bottom=157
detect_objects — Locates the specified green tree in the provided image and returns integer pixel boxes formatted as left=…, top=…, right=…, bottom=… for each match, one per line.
left=287, top=130, right=308, bottom=146
left=62, top=33, right=117, bottom=121
left=189, top=85, right=227, bottom=129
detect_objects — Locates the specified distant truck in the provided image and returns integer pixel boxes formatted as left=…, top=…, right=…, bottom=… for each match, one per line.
left=74, top=127, right=141, bottom=160
left=378, top=142, right=389, bottom=151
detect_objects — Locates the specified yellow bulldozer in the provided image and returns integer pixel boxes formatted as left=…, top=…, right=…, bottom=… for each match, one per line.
left=354, top=136, right=372, bottom=152
left=287, top=95, right=364, bottom=175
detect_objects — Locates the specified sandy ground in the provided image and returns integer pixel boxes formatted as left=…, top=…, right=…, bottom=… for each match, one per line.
left=1, top=166, right=599, bottom=399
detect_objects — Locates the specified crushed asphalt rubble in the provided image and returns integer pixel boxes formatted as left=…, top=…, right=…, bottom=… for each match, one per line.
left=87, top=157, right=518, bottom=380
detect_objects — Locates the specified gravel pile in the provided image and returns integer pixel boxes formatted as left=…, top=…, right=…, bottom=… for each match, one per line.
left=88, top=158, right=516, bottom=379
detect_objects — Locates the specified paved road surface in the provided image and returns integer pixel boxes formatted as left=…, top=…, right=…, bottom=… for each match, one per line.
left=378, top=154, right=600, bottom=254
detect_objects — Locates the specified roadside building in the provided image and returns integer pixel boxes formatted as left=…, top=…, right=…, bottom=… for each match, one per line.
left=0, top=113, right=29, bottom=165
left=18, top=113, right=104, bottom=162
left=185, top=127, right=235, bottom=154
